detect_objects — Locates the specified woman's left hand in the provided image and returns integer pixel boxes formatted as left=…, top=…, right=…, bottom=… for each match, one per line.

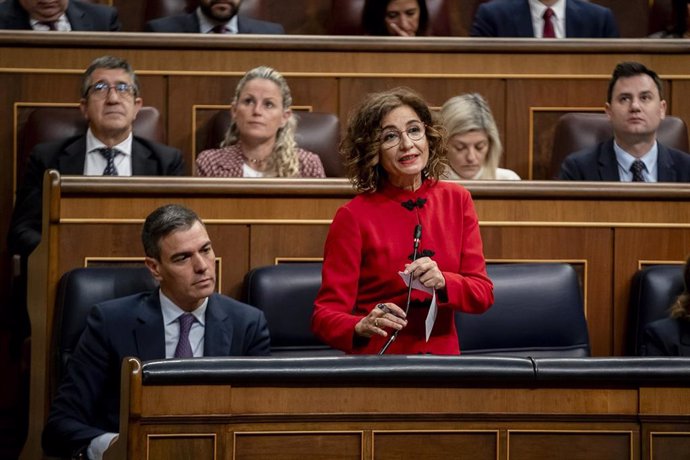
left=404, top=257, right=446, bottom=290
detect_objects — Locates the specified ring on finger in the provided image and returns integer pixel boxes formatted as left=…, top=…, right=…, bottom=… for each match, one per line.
left=374, top=318, right=379, bottom=327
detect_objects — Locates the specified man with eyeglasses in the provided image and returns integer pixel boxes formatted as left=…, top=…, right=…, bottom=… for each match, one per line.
left=0, top=0, right=120, bottom=31
left=6, top=56, right=184, bottom=382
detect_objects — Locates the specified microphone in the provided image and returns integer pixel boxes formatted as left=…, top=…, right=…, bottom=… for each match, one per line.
left=379, top=224, right=422, bottom=355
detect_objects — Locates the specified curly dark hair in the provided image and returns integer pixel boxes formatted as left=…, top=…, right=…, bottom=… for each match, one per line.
left=670, top=256, right=690, bottom=320
left=341, top=87, right=446, bottom=193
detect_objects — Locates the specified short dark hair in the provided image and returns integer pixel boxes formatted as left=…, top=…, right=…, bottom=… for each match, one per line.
left=141, top=204, right=202, bottom=260
left=607, top=61, right=663, bottom=102
left=81, top=55, right=140, bottom=98
left=362, top=0, right=429, bottom=36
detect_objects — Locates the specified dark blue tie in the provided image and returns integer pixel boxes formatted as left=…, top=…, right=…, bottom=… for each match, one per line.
left=98, top=148, right=119, bottom=176
left=630, top=160, right=645, bottom=182
left=174, top=313, right=195, bottom=358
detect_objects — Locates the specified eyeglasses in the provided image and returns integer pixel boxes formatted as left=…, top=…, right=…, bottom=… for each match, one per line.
left=379, top=122, right=426, bottom=149
left=87, top=81, right=136, bottom=98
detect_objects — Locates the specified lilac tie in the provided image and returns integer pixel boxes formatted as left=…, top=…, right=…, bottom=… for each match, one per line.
left=174, top=313, right=195, bottom=358
left=630, top=160, right=646, bottom=182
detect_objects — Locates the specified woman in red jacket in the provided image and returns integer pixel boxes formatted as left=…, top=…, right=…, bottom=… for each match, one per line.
left=311, top=87, right=494, bottom=355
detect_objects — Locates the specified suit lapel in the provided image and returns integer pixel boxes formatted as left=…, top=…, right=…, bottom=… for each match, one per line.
left=517, top=1, right=535, bottom=37
left=597, top=140, right=621, bottom=180
left=203, top=294, right=232, bottom=356
left=134, top=292, right=166, bottom=360
left=564, top=0, right=584, bottom=38
left=58, top=136, right=88, bottom=174
left=656, top=144, right=677, bottom=182
left=65, top=2, right=91, bottom=31
left=131, top=137, right=158, bottom=175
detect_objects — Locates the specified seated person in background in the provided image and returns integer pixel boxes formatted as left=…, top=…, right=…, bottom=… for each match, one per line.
left=0, top=0, right=120, bottom=31
left=558, top=61, right=690, bottom=182
left=642, top=257, right=690, bottom=356
left=42, top=204, right=271, bottom=460
left=440, top=93, right=520, bottom=180
left=362, top=0, right=428, bottom=36
left=145, top=0, right=284, bottom=34
left=196, top=66, right=325, bottom=178
left=471, top=0, right=618, bottom=38
left=649, top=0, right=690, bottom=38
left=311, top=87, right=493, bottom=355
left=8, top=55, right=184, bottom=259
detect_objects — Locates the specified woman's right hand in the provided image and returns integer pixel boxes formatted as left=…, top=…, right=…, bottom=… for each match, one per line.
left=354, top=302, right=408, bottom=338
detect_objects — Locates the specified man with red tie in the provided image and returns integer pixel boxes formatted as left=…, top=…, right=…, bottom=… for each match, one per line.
left=470, top=0, right=619, bottom=38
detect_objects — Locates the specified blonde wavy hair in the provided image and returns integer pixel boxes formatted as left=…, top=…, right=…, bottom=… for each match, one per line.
left=221, top=66, right=299, bottom=177
left=341, top=87, right=446, bottom=193
left=670, top=256, right=690, bottom=321
left=440, top=93, right=503, bottom=180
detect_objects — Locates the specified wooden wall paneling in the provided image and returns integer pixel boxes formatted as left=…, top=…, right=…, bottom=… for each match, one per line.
left=669, top=80, right=690, bottom=132
left=612, top=228, right=690, bottom=356
left=249, top=224, right=332, bottom=269
left=373, top=431, right=498, bottom=460
left=111, top=0, right=147, bottom=32
left=479, top=226, right=613, bottom=356
left=506, top=79, right=609, bottom=180
left=235, top=431, right=362, bottom=460
left=507, top=430, right=634, bottom=460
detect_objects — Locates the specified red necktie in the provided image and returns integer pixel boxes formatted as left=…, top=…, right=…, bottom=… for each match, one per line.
left=211, top=24, right=227, bottom=34
left=542, top=8, right=555, bottom=38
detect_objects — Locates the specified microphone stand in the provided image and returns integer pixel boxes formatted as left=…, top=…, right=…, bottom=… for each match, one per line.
left=379, top=224, right=422, bottom=355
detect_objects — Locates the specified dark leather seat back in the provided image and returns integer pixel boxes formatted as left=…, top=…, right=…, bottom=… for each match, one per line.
left=17, top=106, right=164, bottom=189
left=52, top=267, right=159, bottom=384
left=203, top=110, right=344, bottom=177
left=243, top=263, right=342, bottom=356
left=143, top=0, right=197, bottom=22
left=628, top=264, right=684, bottom=355
left=550, top=112, right=689, bottom=179
left=328, top=0, right=452, bottom=35
left=457, top=263, right=590, bottom=357
left=245, top=262, right=589, bottom=357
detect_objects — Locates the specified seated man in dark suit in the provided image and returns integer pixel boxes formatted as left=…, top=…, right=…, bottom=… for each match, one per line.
left=0, top=0, right=120, bottom=31
left=8, top=55, right=184, bottom=260
left=42, top=204, right=271, bottom=459
left=559, top=61, right=690, bottom=182
left=145, top=0, right=284, bottom=34
left=6, top=55, right=184, bottom=365
left=471, top=0, right=618, bottom=38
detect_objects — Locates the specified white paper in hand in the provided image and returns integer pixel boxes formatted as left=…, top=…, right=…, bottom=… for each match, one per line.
left=398, top=272, right=437, bottom=342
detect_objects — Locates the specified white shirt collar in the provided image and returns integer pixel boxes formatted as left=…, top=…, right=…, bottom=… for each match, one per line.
left=613, top=140, right=659, bottom=182
left=29, top=14, right=71, bottom=31
left=197, top=7, right=239, bottom=34
left=85, top=128, right=133, bottom=157
left=160, top=290, right=208, bottom=327
left=528, top=0, right=566, bottom=38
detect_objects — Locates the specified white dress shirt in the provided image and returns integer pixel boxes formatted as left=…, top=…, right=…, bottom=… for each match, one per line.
left=529, top=0, right=566, bottom=38
left=614, top=140, right=658, bottom=182
left=84, top=129, right=133, bottom=176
